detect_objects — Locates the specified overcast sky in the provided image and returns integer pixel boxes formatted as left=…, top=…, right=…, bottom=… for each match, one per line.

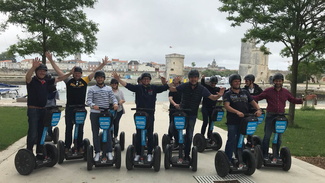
left=0, top=0, right=290, bottom=70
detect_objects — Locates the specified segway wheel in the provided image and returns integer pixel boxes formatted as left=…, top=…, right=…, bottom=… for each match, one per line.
left=164, top=144, right=171, bottom=169
left=114, top=144, right=121, bottom=169
left=193, top=133, right=206, bottom=152
left=162, top=134, right=169, bottom=153
left=53, top=127, right=59, bottom=144
left=126, top=145, right=134, bottom=170
left=280, top=147, right=291, bottom=171
left=153, top=146, right=161, bottom=172
left=153, top=133, right=159, bottom=147
left=57, top=140, right=65, bottom=164
left=132, top=133, right=136, bottom=147
left=255, top=145, right=263, bottom=169
left=87, top=145, right=94, bottom=171
left=191, top=146, right=198, bottom=172
left=83, top=138, right=90, bottom=161
left=252, top=135, right=262, bottom=146
left=99, top=132, right=104, bottom=151
left=215, top=150, right=230, bottom=177
left=243, top=149, right=256, bottom=176
left=211, top=132, right=222, bottom=151
left=119, top=131, right=125, bottom=151
left=14, top=149, right=36, bottom=175
left=44, top=144, right=58, bottom=167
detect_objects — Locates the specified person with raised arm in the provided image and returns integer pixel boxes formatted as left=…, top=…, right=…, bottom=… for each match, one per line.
left=46, top=52, right=108, bottom=154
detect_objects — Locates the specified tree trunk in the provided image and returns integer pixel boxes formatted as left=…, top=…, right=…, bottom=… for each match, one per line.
left=288, top=55, right=299, bottom=126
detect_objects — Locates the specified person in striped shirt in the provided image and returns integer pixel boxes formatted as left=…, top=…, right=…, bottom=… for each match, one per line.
left=87, top=71, right=118, bottom=161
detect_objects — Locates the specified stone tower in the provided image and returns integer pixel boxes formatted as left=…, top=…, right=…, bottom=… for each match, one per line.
left=238, top=40, right=269, bottom=84
left=75, top=53, right=81, bottom=61
left=165, top=53, right=185, bottom=79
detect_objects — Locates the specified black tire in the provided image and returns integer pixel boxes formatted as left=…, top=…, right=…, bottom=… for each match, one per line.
left=162, top=134, right=169, bottom=153
left=153, top=133, right=159, bottom=147
left=53, top=127, right=59, bottom=144
left=252, top=135, right=262, bottom=146
left=126, top=145, right=134, bottom=170
left=214, top=151, right=230, bottom=177
left=164, top=144, right=171, bottom=169
left=280, top=147, right=291, bottom=171
left=44, top=144, right=58, bottom=167
left=243, top=149, right=256, bottom=176
left=99, top=132, right=104, bottom=151
left=255, top=145, right=263, bottom=169
left=119, top=131, right=125, bottom=151
left=114, top=144, right=122, bottom=169
left=14, top=149, right=36, bottom=175
left=57, top=140, right=65, bottom=164
left=132, top=133, right=136, bottom=147
left=83, top=138, right=90, bottom=161
left=191, top=146, right=198, bottom=172
left=153, top=146, right=161, bottom=172
left=211, top=132, right=222, bottom=151
left=87, top=145, right=93, bottom=171
left=193, top=133, right=206, bottom=152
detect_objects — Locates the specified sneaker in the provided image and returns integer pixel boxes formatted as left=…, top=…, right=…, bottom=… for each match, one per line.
left=78, top=148, right=84, bottom=154
left=134, top=155, right=140, bottom=161
left=107, top=152, right=113, bottom=160
left=36, top=153, right=44, bottom=161
left=65, top=148, right=72, bottom=156
left=147, top=154, right=153, bottom=162
left=94, top=153, right=100, bottom=161
left=183, top=156, right=191, bottom=164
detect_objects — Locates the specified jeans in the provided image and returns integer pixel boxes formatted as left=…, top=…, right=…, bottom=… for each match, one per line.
left=262, top=114, right=282, bottom=158
left=184, top=115, right=197, bottom=158
left=27, top=108, right=46, bottom=154
left=65, top=107, right=84, bottom=149
left=113, top=110, right=123, bottom=138
left=90, top=113, right=112, bottom=153
left=135, top=111, right=155, bottom=155
left=168, top=112, right=178, bottom=143
left=225, top=124, right=240, bottom=161
left=201, top=106, right=214, bottom=138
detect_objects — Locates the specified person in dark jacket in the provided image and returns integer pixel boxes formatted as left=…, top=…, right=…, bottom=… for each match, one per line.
left=200, top=75, right=223, bottom=141
left=242, top=74, right=263, bottom=147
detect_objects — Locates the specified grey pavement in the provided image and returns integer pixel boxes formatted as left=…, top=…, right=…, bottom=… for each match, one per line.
left=0, top=101, right=325, bottom=183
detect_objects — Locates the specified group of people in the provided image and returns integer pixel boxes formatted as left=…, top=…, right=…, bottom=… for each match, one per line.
left=25, top=54, right=316, bottom=165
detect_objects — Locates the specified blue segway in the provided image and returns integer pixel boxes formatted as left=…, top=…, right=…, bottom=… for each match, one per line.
left=57, top=105, right=90, bottom=164
left=14, top=106, right=62, bottom=175
left=164, top=109, right=198, bottom=171
left=126, top=108, right=161, bottom=172
left=193, top=106, right=224, bottom=152
left=215, top=113, right=258, bottom=177
left=245, top=108, right=266, bottom=149
left=87, top=108, right=121, bottom=170
left=255, top=113, right=291, bottom=171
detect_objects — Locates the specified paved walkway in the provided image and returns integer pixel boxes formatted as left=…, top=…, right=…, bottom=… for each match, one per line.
left=0, top=101, right=325, bottom=183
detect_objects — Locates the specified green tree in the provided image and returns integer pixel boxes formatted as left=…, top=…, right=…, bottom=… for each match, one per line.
left=0, top=51, right=16, bottom=61
left=0, top=0, right=99, bottom=64
left=219, top=0, right=325, bottom=125
left=202, top=69, right=236, bottom=77
left=191, top=62, right=196, bottom=67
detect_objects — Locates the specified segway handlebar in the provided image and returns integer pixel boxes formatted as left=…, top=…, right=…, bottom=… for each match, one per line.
left=131, top=108, right=155, bottom=111
left=169, top=108, right=191, bottom=112
left=45, top=105, right=62, bottom=109
left=68, top=104, right=86, bottom=108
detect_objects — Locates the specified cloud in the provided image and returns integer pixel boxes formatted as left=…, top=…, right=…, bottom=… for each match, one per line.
left=0, top=0, right=289, bottom=70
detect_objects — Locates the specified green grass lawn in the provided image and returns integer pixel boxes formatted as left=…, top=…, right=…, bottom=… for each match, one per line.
left=197, top=109, right=325, bottom=157
left=0, top=107, right=28, bottom=151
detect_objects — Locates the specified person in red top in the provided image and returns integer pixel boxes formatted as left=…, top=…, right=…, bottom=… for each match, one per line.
left=252, top=73, right=317, bottom=159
